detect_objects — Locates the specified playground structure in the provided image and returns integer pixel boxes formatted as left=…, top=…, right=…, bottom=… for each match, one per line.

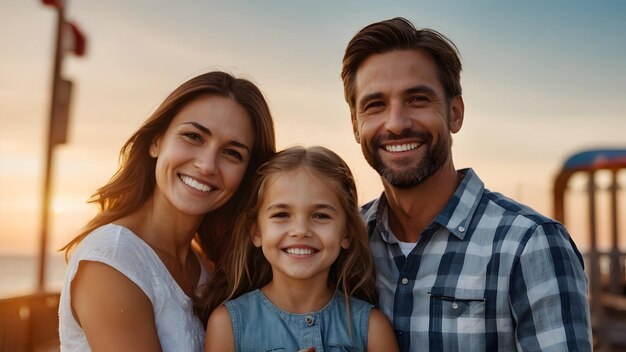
left=553, top=148, right=626, bottom=350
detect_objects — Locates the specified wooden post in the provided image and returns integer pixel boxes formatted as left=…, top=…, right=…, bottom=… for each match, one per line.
left=38, top=3, right=68, bottom=292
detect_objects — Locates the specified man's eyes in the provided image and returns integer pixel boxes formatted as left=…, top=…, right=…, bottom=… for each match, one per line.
left=363, top=101, right=384, bottom=111
left=409, top=95, right=429, bottom=104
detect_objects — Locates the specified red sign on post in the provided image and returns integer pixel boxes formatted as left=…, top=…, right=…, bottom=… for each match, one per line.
left=42, top=0, right=64, bottom=8
left=64, top=21, right=86, bottom=57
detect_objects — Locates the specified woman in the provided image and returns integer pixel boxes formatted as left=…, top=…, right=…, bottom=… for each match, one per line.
left=58, top=71, right=275, bottom=351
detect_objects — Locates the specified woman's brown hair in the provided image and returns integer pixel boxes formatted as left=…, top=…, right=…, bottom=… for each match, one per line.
left=61, top=71, right=276, bottom=264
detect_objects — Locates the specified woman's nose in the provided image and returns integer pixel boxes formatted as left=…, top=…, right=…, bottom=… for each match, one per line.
left=194, top=149, right=218, bottom=175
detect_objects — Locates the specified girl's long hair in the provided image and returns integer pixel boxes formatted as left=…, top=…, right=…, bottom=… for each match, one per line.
left=61, top=71, right=276, bottom=264
left=198, top=146, right=376, bottom=321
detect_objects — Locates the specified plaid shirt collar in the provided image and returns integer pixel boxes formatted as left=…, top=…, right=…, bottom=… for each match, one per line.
left=363, top=168, right=485, bottom=241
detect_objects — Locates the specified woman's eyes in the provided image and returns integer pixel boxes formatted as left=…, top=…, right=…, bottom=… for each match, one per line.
left=181, top=132, right=244, bottom=161
left=182, top=131, right=203, bottom=142
left=223, top=149, right=244, bottom=161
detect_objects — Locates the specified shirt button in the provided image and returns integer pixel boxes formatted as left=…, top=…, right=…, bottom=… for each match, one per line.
left=305, top=315, right=314, bottom=326
left=396, top=330, right=403, bottom=336
left=401, top=277, right=409, bottom=285
left=452, top=302, right=459, bottom=310
left=458, top=226, right=466, bottom=232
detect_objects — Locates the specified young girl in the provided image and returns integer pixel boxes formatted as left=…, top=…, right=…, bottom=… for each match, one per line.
left=203, top=146, right=398, bottom=352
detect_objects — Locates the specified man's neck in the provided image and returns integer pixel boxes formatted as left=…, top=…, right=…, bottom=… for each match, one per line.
left=382, top=162, right=462, bottom=243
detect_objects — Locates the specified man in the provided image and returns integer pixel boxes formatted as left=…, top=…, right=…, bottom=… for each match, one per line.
left=341, top=17, right=591, bottom=351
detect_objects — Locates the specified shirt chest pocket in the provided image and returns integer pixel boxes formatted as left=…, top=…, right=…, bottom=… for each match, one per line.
left=428, top=289, right=486, bottom=335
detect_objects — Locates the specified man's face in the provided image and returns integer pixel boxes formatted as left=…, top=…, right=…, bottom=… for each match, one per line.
left=352, top=49, right=463, bottom=188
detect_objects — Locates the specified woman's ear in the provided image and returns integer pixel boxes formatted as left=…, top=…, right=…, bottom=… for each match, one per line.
left=149, top=137, right=161, bottom=158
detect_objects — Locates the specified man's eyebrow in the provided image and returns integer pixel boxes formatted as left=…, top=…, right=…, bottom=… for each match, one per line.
left=405, top=85, right=437, bottom=97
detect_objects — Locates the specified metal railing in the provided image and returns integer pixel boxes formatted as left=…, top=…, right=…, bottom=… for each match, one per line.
left=553, top=148, right=626, bottom=350
left=0, top=292, right=60, bottom=352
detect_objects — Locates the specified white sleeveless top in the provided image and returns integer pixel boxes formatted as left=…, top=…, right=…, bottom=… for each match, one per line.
left=59, top=223, right=206, bottom=352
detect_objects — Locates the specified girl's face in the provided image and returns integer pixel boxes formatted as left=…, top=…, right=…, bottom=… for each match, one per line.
left=150, top=95, right=254, bottom=219
left=253, top=168, right=350, bottom=286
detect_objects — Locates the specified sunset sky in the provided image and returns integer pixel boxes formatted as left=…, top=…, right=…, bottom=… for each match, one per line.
left=1, top=1, right=625, bottom=255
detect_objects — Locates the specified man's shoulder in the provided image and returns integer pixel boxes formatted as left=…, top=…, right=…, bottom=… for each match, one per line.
left=474, top=187, right=586, bottom=266
left=482, top=188, right=558, bottom=227
left=459, top=169, right=565, bottom=237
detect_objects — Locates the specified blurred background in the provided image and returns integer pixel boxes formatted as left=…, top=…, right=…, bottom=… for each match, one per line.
left=1, top=0, right=625, bottom=350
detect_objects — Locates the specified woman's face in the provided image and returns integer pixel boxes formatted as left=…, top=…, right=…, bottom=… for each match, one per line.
left=150, top=95, right=255, bottom=218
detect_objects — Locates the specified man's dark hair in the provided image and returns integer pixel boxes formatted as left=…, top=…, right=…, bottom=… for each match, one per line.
left=341, top=17, right=462, bottom=118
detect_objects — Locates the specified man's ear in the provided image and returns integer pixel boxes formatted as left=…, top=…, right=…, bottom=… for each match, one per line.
left=448, top=95, right=464, bottom=134
left=351, top=113, right=361, bottom=143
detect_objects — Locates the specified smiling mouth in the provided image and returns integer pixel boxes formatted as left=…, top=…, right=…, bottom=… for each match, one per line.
left=283, top=248, right=318, bottom=255
left=384, top=142, right=420, bottom=153
left=179, top=174, right=213, bottom=193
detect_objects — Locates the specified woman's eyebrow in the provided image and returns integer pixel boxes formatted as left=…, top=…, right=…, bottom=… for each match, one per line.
left=182, top=121, right=209, bottom=133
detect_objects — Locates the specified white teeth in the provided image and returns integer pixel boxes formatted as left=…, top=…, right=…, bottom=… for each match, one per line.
left=285, top=248, right=315, bottom=255
left=179, top=175, right=212, bottom=192
left=385, top=142, right=419, bottom=153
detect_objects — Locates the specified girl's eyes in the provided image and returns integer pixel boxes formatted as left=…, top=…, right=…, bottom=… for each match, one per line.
left=270, top=212, right=290, bottom=219
left=312, top=212, right=331, bottom=220
left=267, top=212, right=332, bottom=220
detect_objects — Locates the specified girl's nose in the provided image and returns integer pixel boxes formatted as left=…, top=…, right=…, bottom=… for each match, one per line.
left=289, top=218, right=312, bottom=238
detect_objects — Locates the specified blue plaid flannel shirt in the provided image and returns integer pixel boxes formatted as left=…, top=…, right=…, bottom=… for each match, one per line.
left=363, top=168, right=592, bottom=351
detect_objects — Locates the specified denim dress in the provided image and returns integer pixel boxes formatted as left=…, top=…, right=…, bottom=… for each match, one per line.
left=225, top=289, right=372, bottom=351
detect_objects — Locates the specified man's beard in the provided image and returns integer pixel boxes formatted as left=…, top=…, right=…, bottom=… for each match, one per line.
left=366, top=130, right=450, bottom=189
